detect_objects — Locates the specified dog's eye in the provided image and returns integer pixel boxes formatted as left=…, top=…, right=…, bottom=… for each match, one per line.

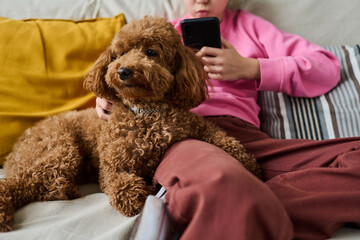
left=111, top=56, right=117, bottom=62
left=146, top=49, right=157, bottom=57
left=121, top=52, right=127, bottom=56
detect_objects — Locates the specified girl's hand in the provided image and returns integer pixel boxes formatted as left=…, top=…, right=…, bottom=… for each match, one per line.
left=196, top=37, right=260, bottom=81
left=96, top=97, right=113, bottom=121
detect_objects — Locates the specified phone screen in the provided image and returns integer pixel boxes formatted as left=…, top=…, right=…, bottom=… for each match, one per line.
left=181, top=17, right=221, bottom=50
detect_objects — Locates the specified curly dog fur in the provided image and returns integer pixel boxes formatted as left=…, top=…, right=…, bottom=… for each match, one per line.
left=0, top=16, right=261, bottom=232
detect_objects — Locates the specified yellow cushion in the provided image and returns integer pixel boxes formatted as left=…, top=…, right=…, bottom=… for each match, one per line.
left=0, top=14, right=126, bottom=166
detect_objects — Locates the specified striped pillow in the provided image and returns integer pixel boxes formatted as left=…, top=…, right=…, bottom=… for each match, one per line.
left=259, top=44, right=360, bottom=140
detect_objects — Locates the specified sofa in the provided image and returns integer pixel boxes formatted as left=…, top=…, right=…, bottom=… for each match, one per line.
left=0, top=0, right=359, bottom=239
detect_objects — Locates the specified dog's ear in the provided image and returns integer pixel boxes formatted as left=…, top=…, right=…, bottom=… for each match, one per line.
left=83, top=48, right=117, bottom=100
left=171, top=47, right=208, bottom=109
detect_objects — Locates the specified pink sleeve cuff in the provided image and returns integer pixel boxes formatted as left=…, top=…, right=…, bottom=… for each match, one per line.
left=257, top=58, right=284, bottom=92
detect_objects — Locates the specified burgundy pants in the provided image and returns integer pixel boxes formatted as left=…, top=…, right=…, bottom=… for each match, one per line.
left=153, top=116, right=360, bottom=240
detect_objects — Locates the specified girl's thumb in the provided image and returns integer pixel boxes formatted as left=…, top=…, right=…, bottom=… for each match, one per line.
left=221, top=37, right=233, bottom=49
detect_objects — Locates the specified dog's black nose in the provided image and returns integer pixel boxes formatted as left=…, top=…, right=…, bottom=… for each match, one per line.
left=118, top=68, right=132, bottom=80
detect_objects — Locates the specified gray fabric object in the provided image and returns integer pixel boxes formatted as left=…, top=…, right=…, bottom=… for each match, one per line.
left=259, top=44, right=360, bottom=140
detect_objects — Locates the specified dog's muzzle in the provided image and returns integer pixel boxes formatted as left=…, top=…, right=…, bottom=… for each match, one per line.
left=118, top=67, right=133, bottom=81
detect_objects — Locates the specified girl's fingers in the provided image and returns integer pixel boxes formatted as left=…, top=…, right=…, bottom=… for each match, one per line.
left=202, top=55, right=221, bottom=65
left=204, top=65, right=222, bottom=74
left=95, top=97, right=112, bottom=121
left=96, top=97, right=113, bottom=112
left=221, top=37, right=233, bottom=49
left=207, top=72, right=224, bottom=80
left=198, top=46, right=222, bottom=57
left=95, top=105, right=110, bottom=121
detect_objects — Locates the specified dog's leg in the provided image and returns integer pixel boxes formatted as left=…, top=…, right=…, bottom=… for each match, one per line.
left=198, top=121, right=262, bottom=179
left=1, top=147, right=83, bottom=231
left=0, top=167, right=81, bottom=232
left=0, top=178, right=17, bottom=232
left=99, top=170, right=154, bottom=217
left=34, top=168, right=82, bottom=202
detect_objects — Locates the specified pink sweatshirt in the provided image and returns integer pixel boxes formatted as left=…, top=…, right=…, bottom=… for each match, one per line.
left=171, top=9, right=340, bottom=127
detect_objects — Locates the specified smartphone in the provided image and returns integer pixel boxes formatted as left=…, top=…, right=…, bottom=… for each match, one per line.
left=180, top=17, right=221, bottom=50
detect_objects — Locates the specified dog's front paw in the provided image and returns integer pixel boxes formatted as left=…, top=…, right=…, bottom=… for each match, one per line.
left=108, top=173, right=154, bottom=217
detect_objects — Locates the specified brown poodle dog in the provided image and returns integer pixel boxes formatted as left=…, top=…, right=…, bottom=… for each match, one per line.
left=0, top=16, right=261, bottom=232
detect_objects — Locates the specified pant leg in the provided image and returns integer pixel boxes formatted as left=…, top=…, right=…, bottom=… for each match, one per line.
left=153, top=139, right=293, bottom=240
left=206, top=116, right=360, bottom=239
left=205, top=116, right=360, bottom=179
left=267, top=165, right=360, bottom=240
left=265, top=144, right=360, bottom=239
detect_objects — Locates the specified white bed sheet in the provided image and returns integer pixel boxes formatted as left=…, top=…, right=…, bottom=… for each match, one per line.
left=1, top=168, right=360, bottom=239
left=0, top=168, right=137, bottom=240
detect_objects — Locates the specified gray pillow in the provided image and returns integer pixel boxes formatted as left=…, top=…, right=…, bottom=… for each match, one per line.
left=259, top=44, right=360, bottom=140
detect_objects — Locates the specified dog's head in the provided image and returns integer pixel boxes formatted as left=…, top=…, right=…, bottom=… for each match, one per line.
left=84, top=16, right=208, bottom=110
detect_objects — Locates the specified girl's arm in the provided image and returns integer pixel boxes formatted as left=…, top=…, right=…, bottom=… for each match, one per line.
left=197, top=11, right=341, bottom=98
left=253, top=16, right=341, bottom=97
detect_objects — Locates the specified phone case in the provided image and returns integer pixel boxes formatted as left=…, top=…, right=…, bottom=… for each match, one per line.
left=180, top=17, right=221, bottom=50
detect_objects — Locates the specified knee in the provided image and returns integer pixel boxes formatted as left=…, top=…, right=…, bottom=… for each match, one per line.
left=204, top=158, right=259, bottom=195
left=172, top=160, right=293, bottom=240
left=207, top=164, right=293, bottom=239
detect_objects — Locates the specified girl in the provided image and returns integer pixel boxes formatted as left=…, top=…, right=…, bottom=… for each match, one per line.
left=97, top=0, right=360, bottom=239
